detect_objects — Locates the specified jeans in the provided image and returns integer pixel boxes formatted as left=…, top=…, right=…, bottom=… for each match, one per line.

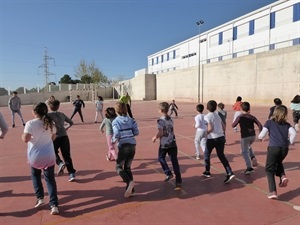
left=158, top=145, right=182, bottom=183
left=265, top=146, right=289, bottom=192
left=204, top=136, right=233, bottom=175
left=53, top=136, right=76, bottom=174
left=31, top=165, right=58, bottom=208
left=116, top=144, right=136, bottom=184
left=240, top=136, right=256, bottom=169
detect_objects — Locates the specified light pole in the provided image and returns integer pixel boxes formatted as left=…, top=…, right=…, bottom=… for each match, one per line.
left=196, top=20, right=204, bottom=103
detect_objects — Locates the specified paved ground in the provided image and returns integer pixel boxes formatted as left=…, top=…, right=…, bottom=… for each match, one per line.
left=0, top=100, right=299, bottom=225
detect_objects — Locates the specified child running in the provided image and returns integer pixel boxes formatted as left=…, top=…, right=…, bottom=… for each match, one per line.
left=169, top=100, right=179, bottom=117
left=203, top=100, right=235, bottom=183
left=290, top=95, right=300, bottom=132
left=112, top=102, right=139, bottom=198
left=218, top=102, right=227, bottom=143
left=232, top=96, right=243, bottom=132
left=232, top=102, right=262, bottom=174
left=48, top=100, right=77, bottom=182
left=258, top=105, right=296, bottom=199
left=21, top=102, right=59, bottom=215
left=152, top=102, right=182, bottom=190
left=95, top=96, right=104, bottom=123
left=100, top=107, right=118, bottom=161
left=268, top=98, right=282, bottom=119
left=193, top=104, right=207, bottom=160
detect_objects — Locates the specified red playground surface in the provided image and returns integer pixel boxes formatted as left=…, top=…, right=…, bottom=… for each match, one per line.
left=0, top=100, right=299, bottom=225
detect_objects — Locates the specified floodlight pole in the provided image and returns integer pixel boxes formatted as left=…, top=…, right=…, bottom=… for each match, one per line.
left=196, top=20, right=204, bottom=103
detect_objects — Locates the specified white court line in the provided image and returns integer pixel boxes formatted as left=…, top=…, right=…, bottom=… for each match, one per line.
left=177, top=148, right=300, bottom=211
left=285, top=166, right=299, bottom=171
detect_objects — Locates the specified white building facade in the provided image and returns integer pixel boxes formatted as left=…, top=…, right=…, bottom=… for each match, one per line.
left=147, top=0, right=300, bottom=75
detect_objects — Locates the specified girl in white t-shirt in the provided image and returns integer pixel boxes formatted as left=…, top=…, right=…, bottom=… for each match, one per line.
left=22, top=102, right=59, bottom=215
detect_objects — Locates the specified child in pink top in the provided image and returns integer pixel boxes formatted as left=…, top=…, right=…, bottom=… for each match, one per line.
left=100, top=107, right=118, bottom=161
left=232, top=96, right=243, bottom=132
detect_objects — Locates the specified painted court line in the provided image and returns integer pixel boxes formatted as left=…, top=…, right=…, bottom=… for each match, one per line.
left=178, top=148, right=300, bottom=210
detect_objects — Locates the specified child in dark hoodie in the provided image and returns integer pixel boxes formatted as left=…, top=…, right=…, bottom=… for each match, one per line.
left=112, top=101, right=139, bottom=198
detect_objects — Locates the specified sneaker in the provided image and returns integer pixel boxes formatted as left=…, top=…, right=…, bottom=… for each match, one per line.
left=50, top=206, right=59, bottom=215
left=203, top=171, right=211, bottom=178
left=69, top=173, right=75, bottom=182
left=224, top=173, right=235, bottom=184
left=124, top=181, right=135, bottom=198
left=279, top=177, right=289, bottom=187
left=244, top=168, right=254, bottom=175
left=23, top=123, right=25, bottom=126
left=57, top=162, right=65, bottom=176
left=12, top=124, right=15, bottom=128
left=195, top=155, right=201, bottom=160
left=164, top=174, right=174, bottom=182
left=34, top=198, right=45, bottom=208
left=251, top=157, right=258, bottom=167
left=174, top=182, right=182, bottom=190
left=268, top=192, right=278, bottom=199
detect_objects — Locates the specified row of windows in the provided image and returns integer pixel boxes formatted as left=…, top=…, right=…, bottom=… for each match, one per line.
left=149, top=2, right=300, bottom=67
left=150, top=37, right=300, bottom=74
left=150, top=49, right=177, bottom=66
left=182, top=52, right=196, bottom=59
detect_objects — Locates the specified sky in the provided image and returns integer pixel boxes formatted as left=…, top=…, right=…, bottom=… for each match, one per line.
left=0, top=0, right=277, bottom=90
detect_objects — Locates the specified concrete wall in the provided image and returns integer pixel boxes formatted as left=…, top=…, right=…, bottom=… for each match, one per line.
left=112, top=45, right=300, bottom=106
left=115, top=74, right=156, bottom=100
left=0, top=87, right=114, bottom=107
left=202, top=45, right=300, bottom=105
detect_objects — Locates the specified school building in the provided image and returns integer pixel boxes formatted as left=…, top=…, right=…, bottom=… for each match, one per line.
left=122, top=0, right=300, bottom=105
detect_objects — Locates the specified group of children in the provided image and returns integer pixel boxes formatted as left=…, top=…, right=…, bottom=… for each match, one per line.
left=8, top=93, right=298, bottom=215
left=193, top=96, right=297, bottom=199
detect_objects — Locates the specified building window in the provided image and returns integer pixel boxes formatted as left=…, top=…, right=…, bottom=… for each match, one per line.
left=167, top=53, right=169, bottom=61
left=173, top=50, right=176, bottom=59
left=161, top=55, right=163, bottom=63
left=249, top=49, right=254, bottom=55
left=218, top=56, right=222, bottom=61
left=207, top=59, right=210, bottom=64
left=270, top=12, right=275, bottom=29
left=233, top=26, right=237, bottom=40
left=293, top=2, right=300, bottom=22
left=249, top=20, right=255, bottom=35
left=293, top=38, right=300, bottom=45
left=151, top=58, right=154, bottom=66
left=156, top=57, right=159, bottom=64
left=233, top=53, right=237, bottom=58
left=219, top=32, right=223, bottom=45
left=269, top=44, right=275, bottom=50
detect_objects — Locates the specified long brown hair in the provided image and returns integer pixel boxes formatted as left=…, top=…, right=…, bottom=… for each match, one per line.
left=33, top=102, right=55, bottom=132
left=271, top=105, right=288, bottom=124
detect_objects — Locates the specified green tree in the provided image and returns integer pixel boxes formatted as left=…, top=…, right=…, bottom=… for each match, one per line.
left=59, top=74, right=73, bottom=84
left=75, top=59, right=108, bottom=84
left=0, top=87, right=8, bottom=96
left=15, top=87, right=25, bottom=94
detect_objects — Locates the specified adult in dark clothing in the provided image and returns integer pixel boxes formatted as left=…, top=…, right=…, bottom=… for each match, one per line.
left=70, top=95, right=85, bottom=122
